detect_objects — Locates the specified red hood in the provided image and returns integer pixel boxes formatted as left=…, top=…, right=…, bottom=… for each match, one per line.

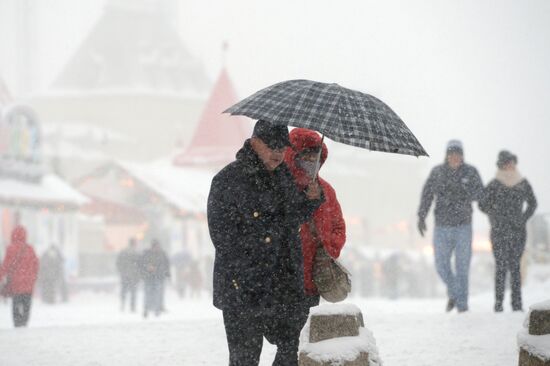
left=11, top=226, right=27, bottom=246
left=284, top=128, right=328, bottom=190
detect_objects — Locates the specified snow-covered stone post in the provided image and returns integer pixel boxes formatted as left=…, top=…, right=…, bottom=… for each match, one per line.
left=299, top=303, right=382, bottom=366
left=518, top=300, right=550, bottom=366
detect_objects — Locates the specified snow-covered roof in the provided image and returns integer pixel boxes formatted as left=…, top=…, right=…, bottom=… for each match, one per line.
left=42, top=122, right=134, bottom=143
left=0, top=174, right=89, bottom=208
left=41, top=140, right=108, bottom=161
left=119, top=160, right=213, bottom=214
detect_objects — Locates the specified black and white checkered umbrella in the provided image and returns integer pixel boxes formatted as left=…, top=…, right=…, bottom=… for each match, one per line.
left=224, top=79, right=428, bottom=157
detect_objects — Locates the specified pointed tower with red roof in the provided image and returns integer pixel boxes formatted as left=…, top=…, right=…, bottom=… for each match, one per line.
left=173, top=68, right=252, bottom=167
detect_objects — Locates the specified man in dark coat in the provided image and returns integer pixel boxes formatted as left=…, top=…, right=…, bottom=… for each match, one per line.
left=479, top=150, right=537, bottom=312
left=207, top=120, right=323, bottom=366
left=417, top=140, right=483, bottom=312
left=116, top=238, right=141, bottom=312
left=140, top=239, right=170, bottom=317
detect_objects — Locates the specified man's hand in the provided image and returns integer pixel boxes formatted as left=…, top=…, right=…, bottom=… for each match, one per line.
left=417, top=219, right=427, bottom=237
left=306, top=180, right=322, bottom=200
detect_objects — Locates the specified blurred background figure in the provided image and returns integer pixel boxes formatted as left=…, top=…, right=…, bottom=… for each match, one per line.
left=382, top=253, right=402, bottom=300
left=39, top=244, right=65, bottom=304
left=186, top=260, right=203, bottom=299
left=479, top=150, right=537, bottom=312
left=417, top=140, right=484, bottom=313
left=140, top=239, right=170, bottom=318
left=116, top=238, right=141, bottom=312
left=201, top=256, right=214, bottom=297
left=172, top=245, right=191, bottom=299
left=0, top=226, right=39, bottom=327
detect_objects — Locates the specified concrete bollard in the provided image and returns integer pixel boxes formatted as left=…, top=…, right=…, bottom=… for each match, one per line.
left=309, top=312, right=364, bottom=343
left=299, top=303, right=381, bottom=366
left=518, top=300, right=550, bottom=366
left=529, top=310, right=550, bottom=336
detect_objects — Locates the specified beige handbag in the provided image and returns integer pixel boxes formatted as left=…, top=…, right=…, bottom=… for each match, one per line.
left=309, top=222, right=351, bottom=303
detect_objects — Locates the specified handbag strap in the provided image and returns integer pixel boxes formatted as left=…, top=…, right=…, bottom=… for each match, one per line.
left=307, top=220, right=324, bottom=250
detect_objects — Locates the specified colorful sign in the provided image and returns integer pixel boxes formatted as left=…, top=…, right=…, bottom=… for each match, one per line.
left=0, top=104, right=43, bottom=181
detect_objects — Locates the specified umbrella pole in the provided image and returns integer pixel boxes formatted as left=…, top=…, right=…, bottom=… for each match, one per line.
left=313, top=134, right=324, bottom=178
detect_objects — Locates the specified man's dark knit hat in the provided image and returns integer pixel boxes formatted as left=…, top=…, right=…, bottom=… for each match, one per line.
left=446, top=139, right=463, bottom=156
left=252, top=120, right=290, bottom=149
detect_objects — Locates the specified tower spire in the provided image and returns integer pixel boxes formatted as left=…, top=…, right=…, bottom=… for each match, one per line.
left=221, top=40, right=229, bottom=67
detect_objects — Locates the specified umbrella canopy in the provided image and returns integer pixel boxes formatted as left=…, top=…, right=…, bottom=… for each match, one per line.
left=225, top=79, right=428, bottom=157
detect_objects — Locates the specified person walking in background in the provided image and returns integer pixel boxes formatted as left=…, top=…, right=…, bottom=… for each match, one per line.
left=39, top=244, right=65, bottom=304
left=172, top=245, right=191, bottom=299
left=417, top=140, right=483, bottom=313
left=479, top=150, right=537, bottom=312
left=283, top=128, right=346, bottom=311
left=207, top=120, right=323, bottom=366
left=140, top=239, right=170, bottom=318
left=187, top=260, right=203, bottom=299
left=116, top=238, right=141, bottom=312
left=0, top=226, right=39, bottom=327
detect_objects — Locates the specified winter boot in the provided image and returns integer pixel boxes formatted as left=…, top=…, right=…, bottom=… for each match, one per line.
left=446, top=299, right=455, bottom=312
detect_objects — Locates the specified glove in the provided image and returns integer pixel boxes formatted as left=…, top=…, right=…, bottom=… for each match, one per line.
left=418, top=219, right=427, bottom=237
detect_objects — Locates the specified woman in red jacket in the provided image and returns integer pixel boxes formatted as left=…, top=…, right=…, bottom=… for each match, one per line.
left=0, top=226, right=39, bottom=327
left=284, top=128, right=346, bottom=309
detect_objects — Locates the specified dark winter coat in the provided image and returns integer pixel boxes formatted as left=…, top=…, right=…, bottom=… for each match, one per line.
left=140, top=248, right=170, bottom=282
left=207, top=140, right=323, bottom=311
left=116, top=247, right=141, bottom=284
left=479, top=171, right=537, bottom=249
left=418, top=163, right=484, bottom=227
left=284, top=128, right=346, bottom=296
left=0, top=227, right=39, bottom=296
left=39, top=248, right=64, bottom=283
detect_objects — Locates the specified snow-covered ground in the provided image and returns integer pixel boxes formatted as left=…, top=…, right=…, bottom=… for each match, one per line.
left=1, top=278, right=549, bottom=366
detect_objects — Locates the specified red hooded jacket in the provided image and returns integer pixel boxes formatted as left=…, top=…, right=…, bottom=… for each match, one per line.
left=0, top=226, right=39, bottom=295
left=284, top=128, right=346, bottom=296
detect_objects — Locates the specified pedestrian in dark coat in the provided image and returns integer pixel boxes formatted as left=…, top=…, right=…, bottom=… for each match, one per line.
left=479, top=150, right=537, bottom=312
left=0, top=226, right=39, bottom=327
left=140, top=239, right=170, bottom=317
left=116, top=238, right=141, bottom=312
left=207, top=120, right=324, bottom=366
left=39, top=245, right=64, bottom=304
left=417, top=140, right=484, bottom=312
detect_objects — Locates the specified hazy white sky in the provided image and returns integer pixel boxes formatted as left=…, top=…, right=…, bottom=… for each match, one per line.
left=1, top=0, right=549, bottom=210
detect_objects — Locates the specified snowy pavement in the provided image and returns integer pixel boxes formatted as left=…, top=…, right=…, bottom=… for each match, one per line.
left=1, top=283, right=549, bottom=366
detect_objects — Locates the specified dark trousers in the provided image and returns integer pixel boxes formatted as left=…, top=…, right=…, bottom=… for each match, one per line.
left=492, top=231, right=525, bottom=310
left=120, top=279, right=138, bottom=311
left=223, top=304, right=310, bottom=366
left=12, top=294, right=32, bottom=327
